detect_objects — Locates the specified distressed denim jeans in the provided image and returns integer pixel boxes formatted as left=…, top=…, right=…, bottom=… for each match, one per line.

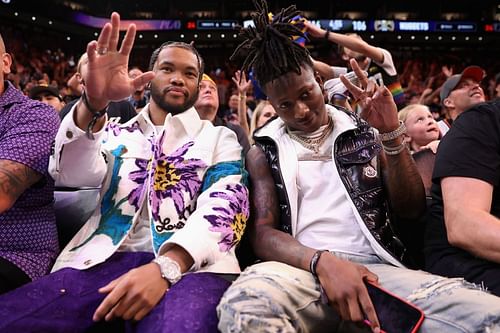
left=217, top=252, right=500, bottom=333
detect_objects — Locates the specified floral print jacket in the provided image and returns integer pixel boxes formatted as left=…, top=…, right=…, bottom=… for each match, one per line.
left=49, top=106, right=249, bottom=274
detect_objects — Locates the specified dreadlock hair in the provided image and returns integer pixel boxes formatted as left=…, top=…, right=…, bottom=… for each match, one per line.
left=149, top=41, right=204, bottom=81
left=230, top=0, right=312, bottom=88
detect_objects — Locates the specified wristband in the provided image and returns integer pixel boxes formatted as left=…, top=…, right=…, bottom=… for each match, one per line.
left=310, top=250, right=327, bottom=279
left=323, top=29, right=330, bottom=40
left=81, top=90, right=108, bottom=140
left=81, top=90, right=109, bottom=115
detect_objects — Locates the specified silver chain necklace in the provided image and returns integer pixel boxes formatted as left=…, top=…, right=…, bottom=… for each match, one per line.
left=286, top=117, right=334, bottom=154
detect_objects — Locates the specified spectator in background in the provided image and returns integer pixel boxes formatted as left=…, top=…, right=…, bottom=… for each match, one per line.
left=304, top=21, right=405, bottom=110
left=65, top=68, right=84, bottom=102
left=29, top=83, right=65, bottom=112
left=495, top=73, right=500, bottom=100
left=59, top=53, right=136, bottom=123
left=231, top=70, right=253, bottom=137
left=128, top=67, right=149, bottom=112
left=438, top=65, right=486, bottom=136
left=222, top=93, right=241, bottom=125
left=195, top=73, right=250, bottom=154
left=398, top=104, right=440, bottom=153
left=425, top=99, right=500, bottom=296
left=0, top=33, right=60, bottom=294
left=248, top=100, right=276, bottom=143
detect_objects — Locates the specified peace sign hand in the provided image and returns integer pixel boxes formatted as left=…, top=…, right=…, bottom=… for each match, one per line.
left=340, top=59, right=399, bottom=134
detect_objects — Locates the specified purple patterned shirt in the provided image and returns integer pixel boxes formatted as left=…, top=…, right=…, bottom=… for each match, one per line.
left=0, top=81, right=60, bottom=280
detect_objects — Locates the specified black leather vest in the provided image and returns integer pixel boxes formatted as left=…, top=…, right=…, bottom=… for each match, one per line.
left=254, top=112, right=409, bottom=265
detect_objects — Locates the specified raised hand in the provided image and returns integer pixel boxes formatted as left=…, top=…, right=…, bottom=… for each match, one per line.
left=232, top=70, right=252, bottom=95
left=84, top=12, right=154, bottom=110
left=303, top=20, right=325, bottom=38
left=441, top=65, right=453, bottom=78
left=340, top=58, right=399, bottom=134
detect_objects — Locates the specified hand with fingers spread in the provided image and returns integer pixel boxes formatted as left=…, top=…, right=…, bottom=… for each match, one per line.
left=84, top=12, right=155, bottom=110
left=93, top=262, right=168, bottom=322
left=340, top=58, right=399, bottom=134
left=232, top=70, right=252, bottom=96
left=316, top=252, right=381, bottom=333
left=231, top=70, right=252, bottom=135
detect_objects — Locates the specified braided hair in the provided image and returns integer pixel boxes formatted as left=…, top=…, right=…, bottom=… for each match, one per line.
left=231, top=0, right=312, bottom=88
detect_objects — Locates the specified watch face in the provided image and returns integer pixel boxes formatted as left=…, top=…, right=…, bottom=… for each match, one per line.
left=164, top=263, right=181, bottom=282
left=154, top=257, right=181, bottom=285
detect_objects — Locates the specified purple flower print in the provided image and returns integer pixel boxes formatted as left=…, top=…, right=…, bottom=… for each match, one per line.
left=149, top=133, right=206, bottom=221
left=204, top=183, right=249, bottom=252
left=128, top=158, right=149, bottom=209
left=106, top=121, right=143, bottom=137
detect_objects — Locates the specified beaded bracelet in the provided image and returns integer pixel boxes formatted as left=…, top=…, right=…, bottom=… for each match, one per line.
left=378, top=121, right=406, bottom=142
left=81, top=90, right=108, bottom=140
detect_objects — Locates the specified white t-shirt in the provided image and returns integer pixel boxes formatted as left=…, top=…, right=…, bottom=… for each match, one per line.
left=289, top=122, right=376, bottom=257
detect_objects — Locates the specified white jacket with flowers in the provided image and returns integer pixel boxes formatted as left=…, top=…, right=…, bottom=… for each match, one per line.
left=49, top=105, right=249, bottom=273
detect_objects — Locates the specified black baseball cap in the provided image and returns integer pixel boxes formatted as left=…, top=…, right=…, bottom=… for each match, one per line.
left=29, top=84, right=62, bottom=101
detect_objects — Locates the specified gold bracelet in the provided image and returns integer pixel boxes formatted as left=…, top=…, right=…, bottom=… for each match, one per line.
left=238, top=94, right=246, bottom=101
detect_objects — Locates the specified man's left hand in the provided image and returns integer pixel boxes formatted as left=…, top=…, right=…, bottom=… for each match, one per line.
left=93, top=262, right=168, bottom=322
left=341, top=58, right=399, bottom=134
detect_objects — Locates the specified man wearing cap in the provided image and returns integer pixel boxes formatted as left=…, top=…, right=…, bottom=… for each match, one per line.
left=494, top=72, right=500, bottom=100
left=425, top=89, right=500, bottom=295
left=437, top=65, right=486, bottom=136
left=195, top=73, right=250, bottom=155
left=29, top=83, right=65, bottom=112
left=0, top=33, right=60, bottom=293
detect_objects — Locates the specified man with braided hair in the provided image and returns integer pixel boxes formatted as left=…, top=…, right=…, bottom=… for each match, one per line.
left=217, top=1, right=500, bottom=332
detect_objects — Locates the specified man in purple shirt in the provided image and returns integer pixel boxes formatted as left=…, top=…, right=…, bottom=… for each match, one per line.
left=0, top=33, right=60, bottom=294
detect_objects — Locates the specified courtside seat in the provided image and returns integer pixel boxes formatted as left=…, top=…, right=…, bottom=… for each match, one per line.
left=54, top=187, right=100, bottom=248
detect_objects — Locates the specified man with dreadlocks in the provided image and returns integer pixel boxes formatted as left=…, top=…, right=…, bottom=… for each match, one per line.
left=217, top=2, right=500, bottom=333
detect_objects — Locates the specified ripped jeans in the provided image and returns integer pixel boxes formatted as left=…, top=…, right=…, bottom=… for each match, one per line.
left=217, top=252, right=500, bottom=333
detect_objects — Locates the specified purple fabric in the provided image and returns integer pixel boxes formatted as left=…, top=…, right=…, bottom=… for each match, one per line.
left=0, top=251, right=231, bottom=333
left=0, top=81, right=60, bottom=280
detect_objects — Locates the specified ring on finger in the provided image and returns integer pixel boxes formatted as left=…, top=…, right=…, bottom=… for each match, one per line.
left=97, top=47, right=108, bottom=55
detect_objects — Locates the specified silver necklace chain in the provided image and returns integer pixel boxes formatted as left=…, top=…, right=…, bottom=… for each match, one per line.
left=287, top=117, right=334, bottom=154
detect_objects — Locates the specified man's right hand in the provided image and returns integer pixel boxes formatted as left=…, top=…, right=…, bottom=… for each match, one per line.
left=316, top=252, right=380, bottom=333
left=84, top=12, right=154, bottom=110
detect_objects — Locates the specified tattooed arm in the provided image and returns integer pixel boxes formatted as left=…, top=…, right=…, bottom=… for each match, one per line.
left=246, top=146, right=315, bottom=269
left=380, top=137, right=426, bottom=221
left=0, top=159, right=42, bottom=213
left=247, top=146, right=380, bottom=328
